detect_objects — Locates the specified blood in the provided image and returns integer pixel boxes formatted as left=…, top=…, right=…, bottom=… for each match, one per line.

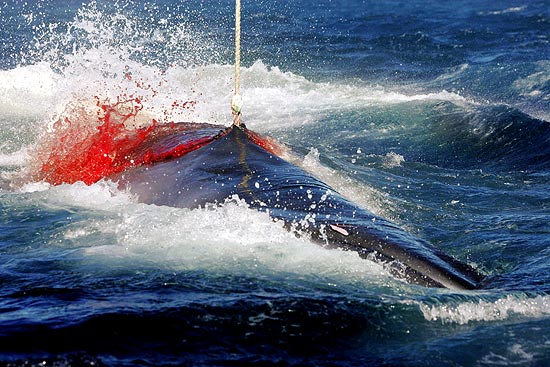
left=31, top=94, right=285, bottom=186
left=244, top=128, right=284, bottom=157
left=32, top=97, right=212, bottom=185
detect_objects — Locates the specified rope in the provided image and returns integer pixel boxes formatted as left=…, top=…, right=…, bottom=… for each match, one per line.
left=231, top=0, right=243, bottom=126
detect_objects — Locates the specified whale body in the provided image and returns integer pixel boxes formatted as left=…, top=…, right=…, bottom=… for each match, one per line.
left=110, top=122, right=483, bottom=290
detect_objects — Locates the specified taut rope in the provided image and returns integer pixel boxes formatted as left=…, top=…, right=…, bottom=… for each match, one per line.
left=231, top=0, right=243, bottom=126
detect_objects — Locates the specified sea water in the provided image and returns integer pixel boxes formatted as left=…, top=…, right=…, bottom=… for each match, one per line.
left=1, top=1, right=549, bottom=366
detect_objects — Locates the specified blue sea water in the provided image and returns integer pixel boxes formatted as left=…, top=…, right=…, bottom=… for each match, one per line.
left=1, top=0, right=550, bottom=366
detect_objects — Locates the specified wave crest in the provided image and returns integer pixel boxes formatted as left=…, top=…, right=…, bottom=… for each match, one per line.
left=419, top=294, right=550, bottom=324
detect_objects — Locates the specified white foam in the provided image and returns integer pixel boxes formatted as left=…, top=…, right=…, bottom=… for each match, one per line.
left=513, top=61, right=550, bottom=99
left=418, top=294, right=550, bottom=324
left=109, top=197, right=388, bottom=281
left=30, top=180, right=136, bottom=209
left=0, top=58, right=472, bottom=140
left=479, top=6, right=527, bottom=16
left=0, top=147, right=29, bottom=167
left=0, top=63, right=58, bottom=119
left=16, top=178, right=389, bottom=286
left=18, top=181, right=51, bottom=193
left=382, top=152, right=405, bottom=169
left=237, top=61, right=470, bottom=130
left=24, top=185, right=388, bottom=286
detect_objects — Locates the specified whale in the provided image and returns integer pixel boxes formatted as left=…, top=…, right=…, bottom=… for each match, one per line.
left=108, top=122, right=483, bottom=290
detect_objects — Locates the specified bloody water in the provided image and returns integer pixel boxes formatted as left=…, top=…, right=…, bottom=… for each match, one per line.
left=30, top=95, right=287, bottom=187
left=32, top=97, right=221, bottom=185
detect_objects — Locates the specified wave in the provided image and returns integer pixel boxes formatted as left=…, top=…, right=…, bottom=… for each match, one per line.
left=513, top=60, right=550, bottom=120
left=0, top=0, right=501, bottom=164
left=478, top=6, right=527, bottom=16
left=318, top=100, right=550, bottom=173
left=0, top=1, right=472, bottom=131
left=14, top=180, right=394, bottom=289
left=418, top=293, right=550, bottom=324
left=0, top=58, right=479, bottom=183
left=0, top=60, right=474, bottom=145
left=422, top=104, right=550, bottom=171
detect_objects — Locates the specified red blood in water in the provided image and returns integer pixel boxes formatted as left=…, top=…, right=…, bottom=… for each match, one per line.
left=32, top=98, right=284, bottom=186
left=33, top=98, right=214, bottom=185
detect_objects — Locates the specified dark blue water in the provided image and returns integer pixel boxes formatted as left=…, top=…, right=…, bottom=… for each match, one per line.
left=1, top=0, right=549, bottom=366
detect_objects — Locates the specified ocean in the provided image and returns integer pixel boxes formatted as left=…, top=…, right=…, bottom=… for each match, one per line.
left=1, top=0, right=549, bottom=366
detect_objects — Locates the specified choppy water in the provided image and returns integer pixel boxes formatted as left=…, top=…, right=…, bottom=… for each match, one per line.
left=1, top=1, right=549, bottom=366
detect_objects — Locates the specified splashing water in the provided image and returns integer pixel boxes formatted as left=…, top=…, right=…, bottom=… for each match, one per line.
left=27, top=96, right=221, bottom=185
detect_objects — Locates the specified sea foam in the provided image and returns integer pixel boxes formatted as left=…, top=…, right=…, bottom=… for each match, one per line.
left=418, top=294, right=550, bottom=324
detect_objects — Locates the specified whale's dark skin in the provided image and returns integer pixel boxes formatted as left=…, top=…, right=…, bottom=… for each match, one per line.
left=111, top=123, right=484, bottom=290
